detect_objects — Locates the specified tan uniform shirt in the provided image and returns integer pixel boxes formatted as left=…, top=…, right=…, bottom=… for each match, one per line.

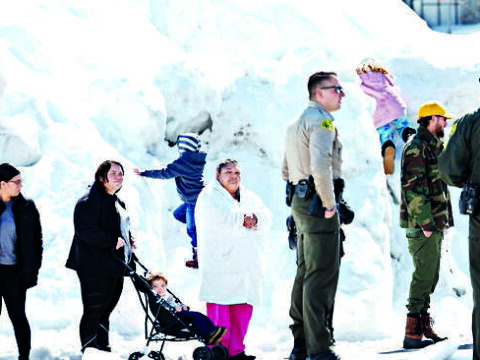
left=282, top=101, right=342, bottom=209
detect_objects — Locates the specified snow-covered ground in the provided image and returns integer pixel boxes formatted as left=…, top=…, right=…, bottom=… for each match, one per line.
left=1, top=0, right=480, bottom=359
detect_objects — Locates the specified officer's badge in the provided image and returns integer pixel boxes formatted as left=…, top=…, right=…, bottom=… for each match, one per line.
left=321, top=119, right=334, bottom=132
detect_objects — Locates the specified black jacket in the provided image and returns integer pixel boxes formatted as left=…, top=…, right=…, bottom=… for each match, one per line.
left=0, top=193, right=43, bottom=289
left=66, top=182, right=130, bottom=277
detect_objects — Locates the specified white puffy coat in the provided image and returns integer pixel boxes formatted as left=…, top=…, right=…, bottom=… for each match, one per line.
left=195, top=180, right=272, bottom=306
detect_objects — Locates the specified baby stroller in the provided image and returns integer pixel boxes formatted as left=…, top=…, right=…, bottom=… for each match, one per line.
left=125, top=254, right=228, bottom=360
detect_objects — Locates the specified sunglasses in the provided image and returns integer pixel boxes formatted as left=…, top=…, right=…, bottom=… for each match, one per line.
left=320, top=85, right=344, bottom=94
left=8, top=179, right=22, bottom=185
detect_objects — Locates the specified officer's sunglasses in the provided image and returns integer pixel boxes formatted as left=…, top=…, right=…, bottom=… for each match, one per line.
left=320, top=85, right=344, bottom=95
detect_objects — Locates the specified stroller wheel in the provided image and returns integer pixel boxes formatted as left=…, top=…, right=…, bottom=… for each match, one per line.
left=212, top=345, right=228, bottom=360
left=193, top=346, right=214, bottom=360
left=148, top=351, right=165, bottom=360
left=128, top=352, right=145, bottom=360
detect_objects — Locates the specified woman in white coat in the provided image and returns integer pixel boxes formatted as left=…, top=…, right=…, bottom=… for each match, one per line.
left=195, top=159, right=272, bottom=360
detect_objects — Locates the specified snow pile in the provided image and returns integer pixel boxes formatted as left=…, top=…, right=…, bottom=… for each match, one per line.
left=0, top=0, right=479, bottom=359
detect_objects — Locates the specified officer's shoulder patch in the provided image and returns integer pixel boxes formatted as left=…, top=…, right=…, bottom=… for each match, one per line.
left=444, top=122, right=457, bottom=148
left=320, top=119, right=335, bottom=132
left=449, top=122, right=457, bottom=137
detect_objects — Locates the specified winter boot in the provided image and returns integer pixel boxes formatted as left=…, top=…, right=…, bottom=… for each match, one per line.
left=185, top=247, right=199, bottom=268
left=421, top=313, right=447, bottom=343
left=403, top=313, right=434, bottom=349
left=381, top=141, right=396, bottom=175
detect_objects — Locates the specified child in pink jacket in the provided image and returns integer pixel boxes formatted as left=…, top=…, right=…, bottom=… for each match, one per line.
left=357, top=59, right=415, bottom=174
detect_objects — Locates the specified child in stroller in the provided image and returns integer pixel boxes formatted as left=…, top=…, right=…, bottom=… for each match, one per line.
left=127, top=255, right=228, bottom=360
left=147, top=272, right=226, bottom=345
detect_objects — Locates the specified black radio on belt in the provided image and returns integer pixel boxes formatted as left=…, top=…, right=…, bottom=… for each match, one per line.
left=459, top=182, right=479, bottom=216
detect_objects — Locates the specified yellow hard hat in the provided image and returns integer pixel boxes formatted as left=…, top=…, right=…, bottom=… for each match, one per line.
left=417, top=101, right=454, bottom=121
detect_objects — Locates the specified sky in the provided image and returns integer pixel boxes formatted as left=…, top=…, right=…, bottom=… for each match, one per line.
left=1, top=0, right=480, bottom=359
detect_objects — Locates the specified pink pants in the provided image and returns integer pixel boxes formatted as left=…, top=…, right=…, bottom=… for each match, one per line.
left=206, top=303, right=253, bottom=357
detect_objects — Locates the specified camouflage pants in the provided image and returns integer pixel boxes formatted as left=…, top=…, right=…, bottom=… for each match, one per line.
left=406, top=228, right=443, bottom=314
left=469, top=214, right=480, bottom=360
left=289, top=194, right=340, bottom=355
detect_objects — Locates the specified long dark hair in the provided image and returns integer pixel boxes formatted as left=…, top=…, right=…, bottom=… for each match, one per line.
left=94, top=160, right=124, bottom=183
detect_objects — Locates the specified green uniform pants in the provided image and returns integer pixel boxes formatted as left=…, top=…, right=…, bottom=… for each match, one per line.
left=289, top=194, right=340, bottom=355
left=406, top=228, right=443, bottom=314
left=469, top=214, right=480, bottom=360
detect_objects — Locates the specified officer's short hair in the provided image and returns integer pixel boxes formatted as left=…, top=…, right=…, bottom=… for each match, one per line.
left=308, top=72, right=337, bottom=99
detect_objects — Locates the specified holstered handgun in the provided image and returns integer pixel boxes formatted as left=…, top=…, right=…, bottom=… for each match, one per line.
left=286, top=181, right=295, bottom=207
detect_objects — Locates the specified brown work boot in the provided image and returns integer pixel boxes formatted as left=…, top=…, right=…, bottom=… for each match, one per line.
left=403, top=313, right=434, bottom=349
left=421, top=313, right=447, bottom=343
left=383, top=146, right=395, bottom=175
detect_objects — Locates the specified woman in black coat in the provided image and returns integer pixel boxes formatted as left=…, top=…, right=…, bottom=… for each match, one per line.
left=0, top=163, right=43, bottom=360
left=66, top=160, right=134, bottom=354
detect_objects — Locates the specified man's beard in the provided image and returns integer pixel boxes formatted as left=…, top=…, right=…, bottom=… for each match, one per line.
left=436, top=129, right=445, bottom=138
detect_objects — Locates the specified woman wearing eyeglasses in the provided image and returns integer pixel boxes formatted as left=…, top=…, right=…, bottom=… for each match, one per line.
left=66, top=160, right=134, bottom=356
left=0, top=163, right=43, bottom=360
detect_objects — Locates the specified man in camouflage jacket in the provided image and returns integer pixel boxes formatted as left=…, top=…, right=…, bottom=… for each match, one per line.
left=438, top=106, right=480, bottom=360
left=400, top=102, right=454, bottom=349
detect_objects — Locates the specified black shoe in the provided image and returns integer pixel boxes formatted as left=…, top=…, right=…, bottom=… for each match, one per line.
left=289, top=347, right=307, bottom=360
left=97, top=345, right=112, bottom=352
left=307, top=351, right=341, bottom=360
left=206, top=326, right=227, bottom=345
left=185, top=257, right=199, bottom=268
left=186, top=247, right=199, bottom=268
left=229, top=352, right=256, bottom=360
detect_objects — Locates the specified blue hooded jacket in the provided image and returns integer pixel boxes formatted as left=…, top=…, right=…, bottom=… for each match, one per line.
left=140, top=151, right=206, bottom=203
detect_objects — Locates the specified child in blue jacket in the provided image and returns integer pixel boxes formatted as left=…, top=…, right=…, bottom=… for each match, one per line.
left=134, top=133, right=206, bottom=268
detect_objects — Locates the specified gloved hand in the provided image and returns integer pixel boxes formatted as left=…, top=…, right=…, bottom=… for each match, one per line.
left=333, top=178, right=345, bottom=202
left=402, top=127, right=416, bottom=142
left=337, top=199, right=354, bottom=225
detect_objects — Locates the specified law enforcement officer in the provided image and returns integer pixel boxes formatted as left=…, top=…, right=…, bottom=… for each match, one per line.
left=400, top=102, right=453, bottom=349
left=282, top=71, right=345, bottom=360
left=438, top=105, right=480, bottom=360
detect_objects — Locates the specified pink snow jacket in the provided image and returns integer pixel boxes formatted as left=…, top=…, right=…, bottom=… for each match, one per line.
left=359, top=71, right=407, bottom=128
